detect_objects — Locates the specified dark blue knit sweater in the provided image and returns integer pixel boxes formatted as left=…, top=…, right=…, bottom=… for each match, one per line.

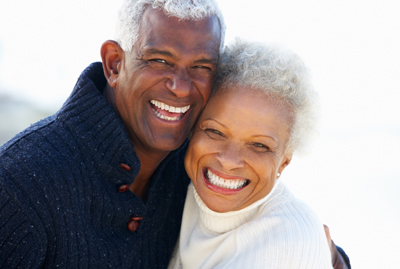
left=0, top=63, right=190, bottom=268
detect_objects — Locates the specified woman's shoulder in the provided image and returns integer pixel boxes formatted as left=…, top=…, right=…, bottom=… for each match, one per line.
left=258, top=182, right=322, bottom=226
left=232, top=182, right=333, bottom=268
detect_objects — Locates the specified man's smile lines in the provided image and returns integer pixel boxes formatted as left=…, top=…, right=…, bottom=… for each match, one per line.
left=206, top=169, right=249, bottom=190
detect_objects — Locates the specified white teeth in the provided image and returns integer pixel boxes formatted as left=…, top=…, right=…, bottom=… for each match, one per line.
left=152, top=108, right=179, bottom=121
left=150, top=100, right=190, bottom=114
left=206, top=169, right=248, bottom=190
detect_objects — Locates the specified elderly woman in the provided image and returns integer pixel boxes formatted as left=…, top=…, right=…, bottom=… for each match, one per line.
left=169, top=39, right=335, bottom=268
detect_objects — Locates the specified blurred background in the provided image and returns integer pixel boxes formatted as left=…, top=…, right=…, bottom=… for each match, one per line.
left=1, top=0, right=399, bottom=267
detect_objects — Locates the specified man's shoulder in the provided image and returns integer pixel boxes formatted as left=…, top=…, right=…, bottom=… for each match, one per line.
left=1, top=114, right=54, bottom=153
left=0, top=113, right=78, bottom=182
left=1, top=112, right=62, bottom=152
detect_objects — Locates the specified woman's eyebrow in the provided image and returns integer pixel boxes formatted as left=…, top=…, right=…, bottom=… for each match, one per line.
left=251, top=134, right=277, bottom=142
left=201, top=118, right=227, bottom=128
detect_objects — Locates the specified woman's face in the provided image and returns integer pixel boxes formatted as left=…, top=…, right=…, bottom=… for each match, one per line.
left=185, top=87, right=293, bottom=213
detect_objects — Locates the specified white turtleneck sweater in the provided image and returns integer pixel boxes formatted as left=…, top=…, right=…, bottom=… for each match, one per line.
left=168, top=181, right=333, bottom=269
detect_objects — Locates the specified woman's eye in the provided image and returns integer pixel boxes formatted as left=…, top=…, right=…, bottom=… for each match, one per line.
left=252, top=143, right=270, bottom=152
left=204, top=128, right=225, bottom=140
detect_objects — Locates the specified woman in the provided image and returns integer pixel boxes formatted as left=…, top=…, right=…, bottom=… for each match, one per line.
left=169, top=38, right=334, bottom=268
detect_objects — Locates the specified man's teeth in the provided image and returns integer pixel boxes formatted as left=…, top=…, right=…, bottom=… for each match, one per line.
left=150, top=100, right=190, bottom=114
left=207, top=169, right=248, bottom=190
left=152, top=108, right=179, bottom=121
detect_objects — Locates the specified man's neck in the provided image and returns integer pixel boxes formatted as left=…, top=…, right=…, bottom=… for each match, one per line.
left=129, top=147, right=170, bottom=200
left=103, top=84, right=119, bottom=116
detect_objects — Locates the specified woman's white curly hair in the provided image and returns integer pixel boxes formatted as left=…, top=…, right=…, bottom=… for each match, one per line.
left=215, top=38, right=319, bottom=155
left=115, top=0, right=225, bottom=53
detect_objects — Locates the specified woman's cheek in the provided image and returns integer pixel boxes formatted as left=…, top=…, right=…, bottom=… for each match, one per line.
left=184, top=148, right=195, bottom=182
left=186, top=139, right=204, bottom=180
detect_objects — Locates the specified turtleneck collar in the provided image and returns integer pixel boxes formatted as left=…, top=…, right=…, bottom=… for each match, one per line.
left=193, top=180, right=284, bottom=234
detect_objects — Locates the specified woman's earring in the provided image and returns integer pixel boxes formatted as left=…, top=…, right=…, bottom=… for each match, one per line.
left=277, top=172, right=281, bottom=177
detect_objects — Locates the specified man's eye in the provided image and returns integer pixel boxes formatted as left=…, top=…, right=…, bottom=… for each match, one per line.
left=204, top=128, right=225, bottom=140
left=194, top=65, right=211, bottom=70
left=150, top=59, right=168, bottom=64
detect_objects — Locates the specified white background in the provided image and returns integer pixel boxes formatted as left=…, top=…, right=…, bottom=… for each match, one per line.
left=1, top=1, right=399, bottom=268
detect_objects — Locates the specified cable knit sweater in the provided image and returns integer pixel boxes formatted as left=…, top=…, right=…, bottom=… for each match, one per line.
left=0, top=62, right=190, bottom=268
left=169, top=181, right=333, bottom=269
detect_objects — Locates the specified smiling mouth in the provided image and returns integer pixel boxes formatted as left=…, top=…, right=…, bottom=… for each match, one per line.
left=150, top=100, right=191, bottom=121
left=204, top=168, right=249, bottom=190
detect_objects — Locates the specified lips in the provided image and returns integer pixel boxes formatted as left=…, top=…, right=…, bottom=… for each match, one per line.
left=203, top=168, right=249, bottom=194
left=150, top=100, right=190, bottom=121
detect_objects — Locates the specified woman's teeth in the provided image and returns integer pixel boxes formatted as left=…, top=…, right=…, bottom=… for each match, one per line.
left=206, top=169, right=248, bottom=190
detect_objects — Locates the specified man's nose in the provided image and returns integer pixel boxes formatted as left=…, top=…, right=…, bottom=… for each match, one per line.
left=165, top=68, right=191, bottom=98
left=216, top=143, right=245, bottom=171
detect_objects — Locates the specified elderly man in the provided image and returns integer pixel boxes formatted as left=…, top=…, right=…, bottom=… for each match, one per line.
left=0, top=0, right=349, bottom=268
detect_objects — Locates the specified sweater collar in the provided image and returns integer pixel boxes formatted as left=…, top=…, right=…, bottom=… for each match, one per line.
left=193, top=180, right=283, bottom=234
left=56, top=62, right=140, bottom=185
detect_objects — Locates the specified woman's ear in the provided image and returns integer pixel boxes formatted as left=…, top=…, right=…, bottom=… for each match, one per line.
left=278, top=153, right=292, bottom=175
left=100, top=40, right=124, bottom=88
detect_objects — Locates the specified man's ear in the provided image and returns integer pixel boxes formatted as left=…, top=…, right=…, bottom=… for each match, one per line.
left=100, top=40, right=124, bottom=88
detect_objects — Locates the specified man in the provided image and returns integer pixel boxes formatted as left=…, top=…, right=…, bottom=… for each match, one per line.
left=0, top=0, right=349, bottom=268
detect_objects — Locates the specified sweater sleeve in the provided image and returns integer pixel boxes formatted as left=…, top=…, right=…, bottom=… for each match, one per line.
left=336, top=245, right=352, bottom=269
left=0, top=186, right=46, bottom=268
left=233, top=199, right=334, bottom=269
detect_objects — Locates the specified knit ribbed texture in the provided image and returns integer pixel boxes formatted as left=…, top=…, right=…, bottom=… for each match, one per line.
left=0, top=62, right=190, bottom=268
left=169, top=181, right=333, bottom=269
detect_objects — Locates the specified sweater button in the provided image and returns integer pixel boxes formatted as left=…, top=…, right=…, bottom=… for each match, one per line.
left=127, top=217, right=143, bottom=232
left=117, top=184, right=130, bottom=193
left=120, top=163, right=132, bottom=171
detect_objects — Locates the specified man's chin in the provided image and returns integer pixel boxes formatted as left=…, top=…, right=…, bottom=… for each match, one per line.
left=146, top=120, right=192, bottom=152
left=148, top=135, right=188, bottom=153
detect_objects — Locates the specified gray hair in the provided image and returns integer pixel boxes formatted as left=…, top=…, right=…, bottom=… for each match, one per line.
left=115, top=0, right=226, bottom=53
left=215, top=38, right=319, bottom=155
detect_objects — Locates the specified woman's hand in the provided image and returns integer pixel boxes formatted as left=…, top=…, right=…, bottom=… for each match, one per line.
left=324, top=225, right=350, bottom=269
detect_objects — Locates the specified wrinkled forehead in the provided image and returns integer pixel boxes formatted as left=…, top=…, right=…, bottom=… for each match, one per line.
left=209, top=85, right=295, bottom=121
left=135, top=7, right=221, bottom=59
left=140, top=7, right=221, bottom=41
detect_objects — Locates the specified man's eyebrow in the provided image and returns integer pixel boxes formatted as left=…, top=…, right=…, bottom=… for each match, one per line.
left=143, top=48, right=217, bottom=64
left=144, top=48, right=174, bottom=58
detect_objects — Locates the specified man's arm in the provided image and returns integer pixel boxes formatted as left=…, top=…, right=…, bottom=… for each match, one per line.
left=324, top=225, right=351, bottom=269
left=0, top=186, right=45, bottom=268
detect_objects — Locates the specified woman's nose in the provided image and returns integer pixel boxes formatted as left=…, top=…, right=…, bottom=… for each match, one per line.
left=215, top=143, right=245, bottom=170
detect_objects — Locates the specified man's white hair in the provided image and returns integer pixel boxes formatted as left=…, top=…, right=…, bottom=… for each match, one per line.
left=215, top=38, right=319, bottom=155
left=116, top=0, right=225, bottom=53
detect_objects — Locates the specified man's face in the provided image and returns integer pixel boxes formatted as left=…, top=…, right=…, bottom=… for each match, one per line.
left=114, top=8, right=221, bottom=155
